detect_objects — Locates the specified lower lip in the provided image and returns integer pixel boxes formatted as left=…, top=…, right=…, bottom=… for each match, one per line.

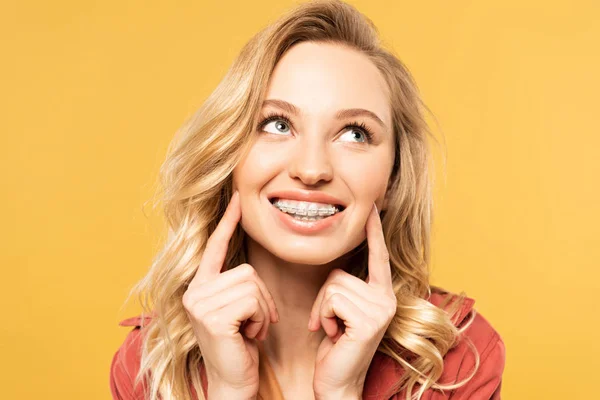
left=268, top=201, right=344, bottom=234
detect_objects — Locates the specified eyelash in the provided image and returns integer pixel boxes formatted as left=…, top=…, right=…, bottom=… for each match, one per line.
left=257, top=112, right=375, bottom=144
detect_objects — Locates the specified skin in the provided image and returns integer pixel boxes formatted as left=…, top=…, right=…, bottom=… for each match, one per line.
left=230, top=41, right=397, bottom=399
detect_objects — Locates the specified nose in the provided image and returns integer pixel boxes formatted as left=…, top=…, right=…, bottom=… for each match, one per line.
left=288, top=137, right=333, bottom=186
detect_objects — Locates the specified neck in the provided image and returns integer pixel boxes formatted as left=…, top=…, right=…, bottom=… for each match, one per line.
left=244, top=236, right=351, bottom=375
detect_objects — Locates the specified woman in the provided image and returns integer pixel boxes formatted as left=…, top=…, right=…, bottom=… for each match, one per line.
left=110, top=1, right=505, bottom=399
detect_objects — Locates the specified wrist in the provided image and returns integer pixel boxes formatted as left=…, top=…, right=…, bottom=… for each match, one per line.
left=206, top=378, right=257, bottom=400
left=207, top=385, right=257, bottom=400
left=314, top=387, right=362, bottom=400
left=315, top=395, right=361, bottom=400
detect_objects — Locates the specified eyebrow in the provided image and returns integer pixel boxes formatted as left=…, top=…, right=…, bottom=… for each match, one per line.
left=262, top=99, right=387, bottom=130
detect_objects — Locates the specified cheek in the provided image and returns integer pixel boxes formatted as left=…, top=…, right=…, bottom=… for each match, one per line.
left=233, top=142, right=287, bottom=191
left=233, top=142, right=290, bottom=230
left=338, top=153, right=392, bottom=203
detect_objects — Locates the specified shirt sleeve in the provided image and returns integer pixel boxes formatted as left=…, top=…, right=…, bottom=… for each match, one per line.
left=109, top=327, right=145, bottom=400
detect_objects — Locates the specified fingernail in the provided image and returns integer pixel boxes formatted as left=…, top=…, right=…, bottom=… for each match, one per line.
left=373, top=202, right=378, bottom=213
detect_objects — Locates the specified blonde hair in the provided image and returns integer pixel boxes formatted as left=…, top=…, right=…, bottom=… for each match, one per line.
left=125, top=1, right=479, bottom=399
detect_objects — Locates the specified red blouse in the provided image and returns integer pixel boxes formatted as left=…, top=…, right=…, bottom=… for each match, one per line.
left=110, top=289, right=505, bottom=399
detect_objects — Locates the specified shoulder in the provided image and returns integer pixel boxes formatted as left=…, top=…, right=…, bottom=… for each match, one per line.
left=109, top=314, right=155, bottom=399
left=428, top=286, right=503, bottom=357
left=364, top=288, right=505, bottom=399
left=428, top=287, right=506, bottom=397
left=432, top=293, right=506, bottom=400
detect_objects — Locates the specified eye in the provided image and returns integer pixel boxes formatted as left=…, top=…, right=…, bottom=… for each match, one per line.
left=339, top=128, right=367, bottom=143
left=338, top=123, right=374, bottom=144
left=262, top=119, right=291, bottom=135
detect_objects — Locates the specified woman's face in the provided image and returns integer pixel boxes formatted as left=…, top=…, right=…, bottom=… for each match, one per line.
left=233, top=41, right=395, bottom=265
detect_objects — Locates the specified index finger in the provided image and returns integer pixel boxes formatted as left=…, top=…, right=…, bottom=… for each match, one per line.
left=192, top=191, right=242, bottom=283
left=366, top=202, right=393, bottom=289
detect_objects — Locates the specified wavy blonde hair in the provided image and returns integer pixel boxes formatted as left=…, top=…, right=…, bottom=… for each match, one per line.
left=124, top=1, right=480, bottom=399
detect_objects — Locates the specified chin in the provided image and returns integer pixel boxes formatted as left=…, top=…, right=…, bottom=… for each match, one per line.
left=268, top=230, right=370, bottom=266
left=275, top=248, right=340, bottom=265
left=263, top=239, right=342, bottom=265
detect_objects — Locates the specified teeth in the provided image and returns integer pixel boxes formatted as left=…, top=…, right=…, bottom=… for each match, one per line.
left=272, top=198, right=340, bottom=217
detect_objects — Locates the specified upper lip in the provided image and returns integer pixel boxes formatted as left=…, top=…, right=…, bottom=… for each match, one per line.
left=267, top=189, right=347, bottom=209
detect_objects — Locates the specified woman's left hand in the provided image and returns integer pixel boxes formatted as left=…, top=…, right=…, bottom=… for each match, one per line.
left=309, top=203, right=397, bottom=399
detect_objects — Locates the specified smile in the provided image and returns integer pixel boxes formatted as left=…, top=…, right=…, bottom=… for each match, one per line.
left=270, top=198, right=344, bottom=220
left=268, top=197, right=346, bottom=234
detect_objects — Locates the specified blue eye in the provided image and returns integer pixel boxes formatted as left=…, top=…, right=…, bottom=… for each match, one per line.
left=261, top=119, right=291, bottom=135
left=339, top=128, right=368, bottom=143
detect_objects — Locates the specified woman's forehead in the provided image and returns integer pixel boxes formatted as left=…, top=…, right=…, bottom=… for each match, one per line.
left=263, top=41, right=391, bottom=128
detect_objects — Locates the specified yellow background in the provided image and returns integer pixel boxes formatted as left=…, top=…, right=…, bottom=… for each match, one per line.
left=2, top=0, right=598, bottom=398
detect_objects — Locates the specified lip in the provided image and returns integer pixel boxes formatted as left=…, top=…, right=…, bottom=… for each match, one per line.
left=267, top=189, right=347, bottom=208
left=268, top=199, right=345, bottom=234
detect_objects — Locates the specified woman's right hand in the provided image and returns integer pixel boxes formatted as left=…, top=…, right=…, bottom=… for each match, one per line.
left=182, top=191, right=279, bottom=399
